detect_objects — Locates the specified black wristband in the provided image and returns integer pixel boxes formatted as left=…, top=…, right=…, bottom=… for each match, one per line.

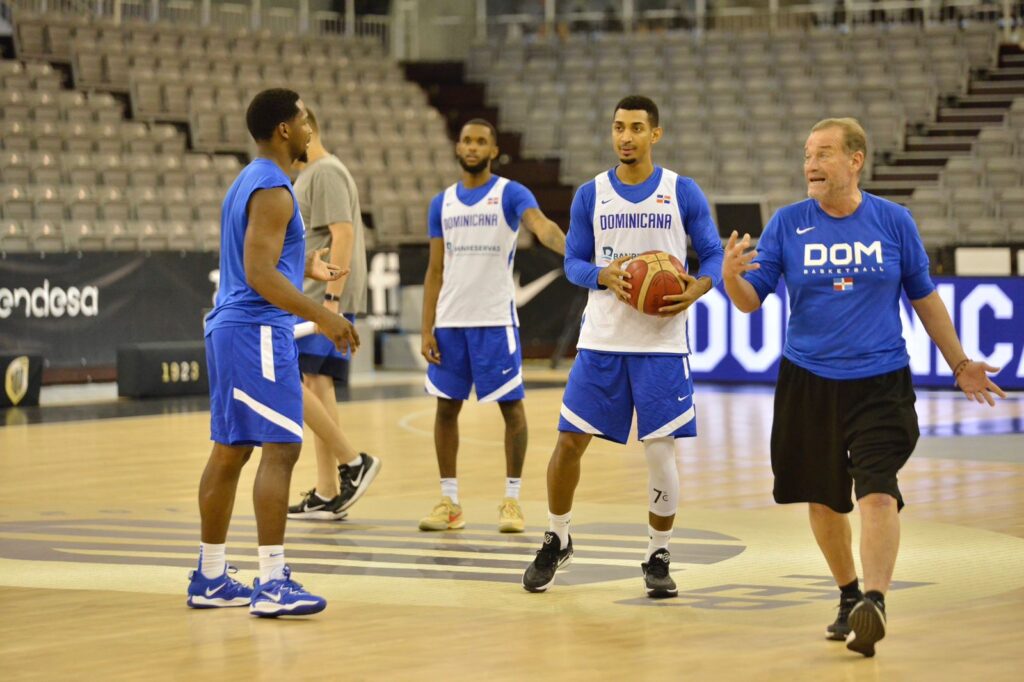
left=324, top=293, right=341, bottom=302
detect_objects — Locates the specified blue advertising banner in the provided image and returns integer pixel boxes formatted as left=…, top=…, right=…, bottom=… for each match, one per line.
left=686, top=277, right=1024, bottom=389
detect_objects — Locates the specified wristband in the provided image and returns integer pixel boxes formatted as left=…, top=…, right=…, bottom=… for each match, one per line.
left=324, top=293, right=341, bottom=302
left=952, top=358, right=971, bottom=385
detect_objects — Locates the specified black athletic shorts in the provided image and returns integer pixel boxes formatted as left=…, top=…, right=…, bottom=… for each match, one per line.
left=771, top=358, right=919, bottom=514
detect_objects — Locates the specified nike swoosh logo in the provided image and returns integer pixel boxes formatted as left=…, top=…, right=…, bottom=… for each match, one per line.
left=350, top=468, right=365, bottom=487
left=796, top=226, right=816, bottom=235
left=677, top=396, right=686, bottom=401
left=502, top=367, right=513, bottom=375
left=264, top=591, right=283, bottom=603
left=269, top=553, right=283, bottom=558
left=514, top=268, right=562, bottom=307
left=601, top=198, right=613, bottom=204
left=204, top=584, right=225, bottom=597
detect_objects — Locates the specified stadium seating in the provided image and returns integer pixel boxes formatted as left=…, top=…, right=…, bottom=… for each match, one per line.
left=3, top=10, right=457, bottom=251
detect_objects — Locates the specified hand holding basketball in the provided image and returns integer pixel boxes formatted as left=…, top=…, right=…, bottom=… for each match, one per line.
left=659, top=271, right=711, bottom=316
left=597, top=254, right=633, bottom=303
left=624, top=251, right=694, bottom=316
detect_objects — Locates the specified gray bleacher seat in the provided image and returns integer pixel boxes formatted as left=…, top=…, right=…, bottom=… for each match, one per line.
left=950, top=187, right=994, bottom=221
left=26, top=219, right=64, bottom=252
left=996, top=187, right=1024, bottom=220
left=984, top=157, right=1021, bottom=189
left=959, top=218, right=1009, bottom=244
left=31, top=185, right=64, bottom=220
left=0, top=218, right=32, bottom=252
left=916, top=217, right=958, bottom=246
left=64, top=219, right=106, bottom=250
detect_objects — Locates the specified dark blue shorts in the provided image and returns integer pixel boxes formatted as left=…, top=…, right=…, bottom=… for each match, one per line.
left=206, top=324, right=303, bottom=446
left=425, top=326, right=525, bottom=403
left=558, top=350, right=696, bottom=444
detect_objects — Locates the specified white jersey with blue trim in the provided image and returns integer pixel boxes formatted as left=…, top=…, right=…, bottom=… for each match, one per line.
left=435, top=176, right=519, bottom=327
left=578, top=168, right=692, bottom=354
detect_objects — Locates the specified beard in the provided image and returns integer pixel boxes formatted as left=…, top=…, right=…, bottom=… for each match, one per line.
left=297, top=150, right=309, bottom=164
left=619, top=156, right=638, bottom=165
left=458, top=157, right=490, bottom=174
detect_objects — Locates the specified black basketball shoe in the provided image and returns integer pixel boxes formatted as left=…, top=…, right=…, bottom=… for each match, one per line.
left=337, top=453, right=381, bottom=512
left=287, top=489, right=347, bottom=520
left=641, top=549, right=678, bottom=598
left=846, top=595, right=887, bottom=657
left=826, top=590, right=863, bottom=641
left=522, top=532, right=573, bottom=593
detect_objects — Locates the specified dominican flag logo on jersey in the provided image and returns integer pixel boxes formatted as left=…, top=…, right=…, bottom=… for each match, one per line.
left=487, top=196, right=500, bottom=205
left=833, top=277, right=854, bottom=291
left=656, top=194, right=672, bottom=204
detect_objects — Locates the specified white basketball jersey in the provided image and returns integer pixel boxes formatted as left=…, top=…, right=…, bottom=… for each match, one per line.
left=435, top=177, right=519, bottom=327
left=577, top=169, right=692, bottom=354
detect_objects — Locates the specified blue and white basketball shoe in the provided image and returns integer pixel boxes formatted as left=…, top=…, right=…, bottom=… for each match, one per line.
left=249, top=565, right=327, bottom=617
left=186, top=565, right=252, bottom=608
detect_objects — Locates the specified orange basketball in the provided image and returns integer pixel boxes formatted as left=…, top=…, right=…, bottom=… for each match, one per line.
left=624, top=251, right=687, bottom=315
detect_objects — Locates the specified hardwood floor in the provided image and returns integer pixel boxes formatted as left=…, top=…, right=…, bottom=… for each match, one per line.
left=1, top=377, right=1022, bottom=680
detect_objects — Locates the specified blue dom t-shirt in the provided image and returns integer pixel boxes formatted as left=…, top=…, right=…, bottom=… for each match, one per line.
left=744, top=192, right=935, bottom=380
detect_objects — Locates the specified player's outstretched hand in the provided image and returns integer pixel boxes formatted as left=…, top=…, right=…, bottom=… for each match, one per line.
left=722, top=231, right=760, bottom=280
left=598, top=254, right=633, bottom=304
left=306, top=247, right=349, bottom=281
left=421, top=331, right=441, bottom=365
left=659, top=272, right=710, bottom=317
left=957, top=361, right=1007, bottom=406
left=318, top=313, right=359, bottom=355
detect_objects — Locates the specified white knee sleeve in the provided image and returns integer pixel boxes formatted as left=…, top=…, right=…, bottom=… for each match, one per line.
left=644, top=437, right=680, bottom=518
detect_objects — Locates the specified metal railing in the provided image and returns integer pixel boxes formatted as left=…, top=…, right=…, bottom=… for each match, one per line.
left=478, top=0, right=1020, bottom=41
left=3, top=0, right=390, bottom=46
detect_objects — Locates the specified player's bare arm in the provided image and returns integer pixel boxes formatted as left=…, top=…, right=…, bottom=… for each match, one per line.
left=245, top=187, right=359, bottom=354
left=521, top=208, right=566, bottom=256
left=597, top=254, right=633, bottom=303
left=910, top=291, right=1006, bottom=406
left=722, top=230, right=762, bottom=313
left=421, top=237, right=445, bottom=364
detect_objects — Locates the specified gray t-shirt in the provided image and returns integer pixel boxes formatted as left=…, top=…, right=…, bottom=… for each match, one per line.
left=293, top=154, right=367, bottom=314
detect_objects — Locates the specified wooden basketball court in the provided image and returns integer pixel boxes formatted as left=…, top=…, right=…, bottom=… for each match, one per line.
left=1, top=368, right=1022, bottom=680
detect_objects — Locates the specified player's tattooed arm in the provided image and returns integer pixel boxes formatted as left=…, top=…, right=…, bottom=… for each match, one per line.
left=521, top=208, right=566, bottom=256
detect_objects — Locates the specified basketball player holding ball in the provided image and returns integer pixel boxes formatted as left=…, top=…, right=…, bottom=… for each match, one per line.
left=522, top=96, right=724, bottom=597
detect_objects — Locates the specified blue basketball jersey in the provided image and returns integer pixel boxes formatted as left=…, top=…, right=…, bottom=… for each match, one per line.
left=744, top=192, right=935, bottom=380
left=205, top=158, right=306, bottom=332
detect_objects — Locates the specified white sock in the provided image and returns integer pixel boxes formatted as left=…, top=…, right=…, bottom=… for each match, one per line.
left=258, top=545, right=286, bottom=583
left=646, top=526, right=673, bottom=561
left=441, top=478, right=459, bottom=504
left=548, top=511, right=571, bottom=548
left=505, top=477, right=522, bottom=500
left=199, top=542, right=226, bottom=579
left=314, top=491, right=334, bottom=503
left=345, top=454, right=363, bottom=468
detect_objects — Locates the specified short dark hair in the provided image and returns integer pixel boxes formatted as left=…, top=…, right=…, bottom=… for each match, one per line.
left=460, top=118, right=498, bottom=143
left=246, top=88, right=301, bottom=142
left=614, top=95, right=659, bottom=128
left=306, top=106, right=320, bottom=134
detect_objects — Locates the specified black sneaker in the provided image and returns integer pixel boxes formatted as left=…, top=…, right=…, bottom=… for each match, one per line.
left=522, top=532, right=573, bottom=593
left=826, top=591, right=863, bottom=641
left=846, top=596, right=887, bottom=657
left=287, top=489, right=348, bottom=520
left=337, top=453, right=381, bottom=512
left=641, top=549, right=678, bottom=598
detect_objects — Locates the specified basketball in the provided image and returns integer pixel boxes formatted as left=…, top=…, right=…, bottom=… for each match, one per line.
left=625, top=251, right=687, bottom=315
